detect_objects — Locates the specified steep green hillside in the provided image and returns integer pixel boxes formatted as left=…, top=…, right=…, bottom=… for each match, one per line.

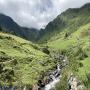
left=0, top=32, right=55, bottom=88
left=32, top=3, right=90, bottom=90
left=48, top=22, right=90, bottom=90
left=0, top=2, right=90, bottom=90
left=48, top=23, right=90, bottom=49
left=39, top=4, right=90, bottom=89
left=37, top=4, right=90, bottom=89
left=39, top=3, right=90, bottom=43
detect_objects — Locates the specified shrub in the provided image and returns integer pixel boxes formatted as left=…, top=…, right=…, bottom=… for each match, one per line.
left=86, top=73, right=90, bottom=82
left=79, top=62, right=83, bottom=67
left=0, top=64, right=4, bottom=73
left=13, top=45, right=19, bottom=49
left=78, top=52, right=88, bottom=60
left=6, top=36, right=12, bottom=40
left=82, top=73, right=90, bottom=88
left=31, top=44, right=39, bottom=50
left=0, top=26, right=2, bottom=31
left=0, top=36, right=3, bottom=39
left=1, top=68, right=14, bottom=81
left=0, top=51, right=6, bottom=55
left=42, top=47, right=50, bottom=55
left=64, top=32, right=69, bottom=39
left=12, top=59, right=18, bottom=65
left=74, top=47, right=88, bottom=60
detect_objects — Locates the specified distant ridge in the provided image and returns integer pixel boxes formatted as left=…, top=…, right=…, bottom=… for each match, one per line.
left=38, top=3, right=90, bottom=42
left=0, top=13, right=39, bottom=41
left=0, top=3, right=90, bottom=42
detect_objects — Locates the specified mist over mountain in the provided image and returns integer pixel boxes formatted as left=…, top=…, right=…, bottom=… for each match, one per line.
left=0, top=3, right=90, bottom=42
left=0, top=0, right=90, bottom=29
left=38, top=3, right=90, bottom=42
left=0, top=2, right=90, bottom=90
left=0, top=13, right=39, bottom=41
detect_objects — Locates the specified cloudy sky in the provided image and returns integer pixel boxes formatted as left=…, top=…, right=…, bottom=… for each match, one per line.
left=0, top=0, right=90, bottom=29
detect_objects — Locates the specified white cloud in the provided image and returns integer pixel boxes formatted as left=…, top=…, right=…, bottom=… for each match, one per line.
left=0, top=0, right=90, bottom=29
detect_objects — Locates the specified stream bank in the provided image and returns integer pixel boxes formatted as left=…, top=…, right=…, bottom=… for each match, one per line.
left=35, top=55, right=68, bottom=90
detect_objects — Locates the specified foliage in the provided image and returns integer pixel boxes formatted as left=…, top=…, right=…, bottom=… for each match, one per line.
left=42, top=47, right=50, bottom=55
left=38, top=3, right=90, bottom=42
left=0, top=32, right=56, bottom=87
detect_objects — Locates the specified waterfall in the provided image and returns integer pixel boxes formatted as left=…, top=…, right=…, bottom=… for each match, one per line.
left=23, top=86, right=27, bottom=90
left=37, top=63, right=64, bottom=90
left=50, top=75, right=56, bottom=80
left=44, top=64, right=61, bottom=90
left=57, top=64, right=61, bottom=72
left=45, top=77, right=60, bottom=90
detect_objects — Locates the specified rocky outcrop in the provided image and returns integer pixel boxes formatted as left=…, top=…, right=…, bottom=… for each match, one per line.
left=68, top=74, right=85, bottom=90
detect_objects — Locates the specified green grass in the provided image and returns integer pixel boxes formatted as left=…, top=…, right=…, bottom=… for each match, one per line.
left=78, top=57, right=90, bottom=78
left=47, top=23, right=90, bottom=89
left=48, top=23, right=90, bottom=49
left=77, top=57, right=90, bottom=89
left=0, top=32, right=56, bottom=87
left=39, top=4, right=90, bottom=43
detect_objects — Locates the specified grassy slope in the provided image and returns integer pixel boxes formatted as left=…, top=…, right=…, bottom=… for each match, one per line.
left=0, top=3, right=90, bottom=89
left=0, top=32, right=55, bottom=86
left=47, top=23, right=90, bottom=89
left=48, top=23, right=90, bottom=49
left=39, top=3, right=90, bottom=43
left=41, top=5, right=90, bottom=89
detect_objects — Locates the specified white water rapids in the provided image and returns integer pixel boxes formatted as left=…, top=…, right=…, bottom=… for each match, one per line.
left=44, top=64, right=61, bottom=90
left=45, top=76, right=61, bottom=90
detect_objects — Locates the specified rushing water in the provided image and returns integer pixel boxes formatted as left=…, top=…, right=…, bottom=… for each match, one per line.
left=44, top=64, right=61, bottom=90
left=45, top=76, right=60, bottom=90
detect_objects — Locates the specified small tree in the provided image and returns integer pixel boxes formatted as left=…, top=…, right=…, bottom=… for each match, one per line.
left=42, top=47, right=50, bottom=55
left=0, top=26, right=2, bottom=31
left=64, top=32, right=69, bottom=39
left=0, top=64, right=3, bottom=73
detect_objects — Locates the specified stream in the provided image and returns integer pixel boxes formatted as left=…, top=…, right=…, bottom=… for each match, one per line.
left=39, top=64, right=62, bottom=90
left=0, top=56, right=67, bottom=90
left=44, top=75, right=61, bottom=90
left=38, top=55, right=68, bottom=90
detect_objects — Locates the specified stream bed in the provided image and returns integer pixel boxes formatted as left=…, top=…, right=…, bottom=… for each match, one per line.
left=44, top=76, right=61, bottom=90
left=39, top=64, right=62, bottom=90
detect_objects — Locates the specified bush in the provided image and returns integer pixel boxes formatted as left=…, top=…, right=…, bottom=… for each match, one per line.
left=83, top=73, right=90, bottom=88
left=42, top=47, right=50, bottom=55
left=78, top=52, right=88, bottom=60
left=0, top=51, right=6, bottom=55
left=74, top=47, right=88, bottom=60
left=0, top=26, right=2, bottom=31
left=86, top=73, right=90, bottom=82
left=31, top=44, right=39, bottom=50
left=13, top=45, right=20, bottom=49
left=79, top=62, right=83, bottom=67
left=6, top=36, right=12, bottom=40
left=0, top=36, right=3, bottom=39
left=12, top=59, right=18, bottom=65
left=0, top=64, right=4, bottom=73
left=64, top=32, right=69, bottom=39
left=1, top=68, right=14, bottom=81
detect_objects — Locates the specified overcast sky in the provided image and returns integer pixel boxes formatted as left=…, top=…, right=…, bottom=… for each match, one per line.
left=0, top=0, right=90, bottom=29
